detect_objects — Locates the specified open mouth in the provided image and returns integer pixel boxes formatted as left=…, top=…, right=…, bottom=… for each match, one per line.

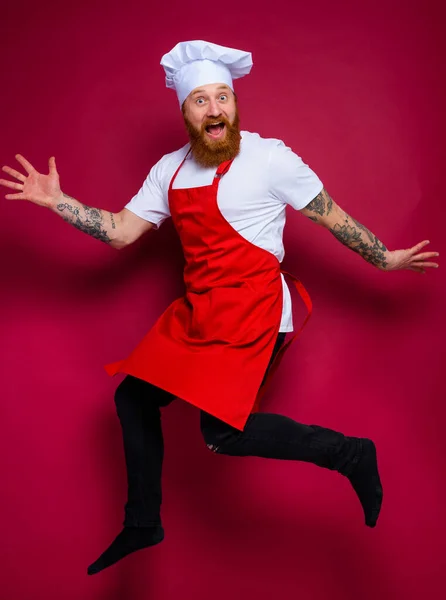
left=205, top=122, right=226, bottom=139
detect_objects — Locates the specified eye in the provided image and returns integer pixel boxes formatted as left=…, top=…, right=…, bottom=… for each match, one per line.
left=219, top=94, right=228, bottom=101
left=195, top=98, right=205, bottom=105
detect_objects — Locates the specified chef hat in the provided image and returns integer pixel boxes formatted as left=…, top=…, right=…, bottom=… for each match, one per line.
left=160, top=40, right=253, bottom=107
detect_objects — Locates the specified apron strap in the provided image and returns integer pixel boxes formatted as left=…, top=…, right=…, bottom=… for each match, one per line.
left=169, top=148, right=192, bottom=192
left=214, top=158, right=235, bottom=180
left=170, top=151, right=234, bottom=191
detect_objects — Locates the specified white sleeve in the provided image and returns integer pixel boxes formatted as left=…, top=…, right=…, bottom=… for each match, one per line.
left=268, top=140, right=323, bottom=210
left=124, top=157, right=171, bottom=230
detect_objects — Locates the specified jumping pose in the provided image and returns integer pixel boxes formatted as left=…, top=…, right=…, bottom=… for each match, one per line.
left=1, top=40, right=439, bottom=576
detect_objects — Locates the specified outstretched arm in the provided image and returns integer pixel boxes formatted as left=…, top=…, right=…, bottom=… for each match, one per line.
left=53, top=194, right=153, bottom=248
left=300, top=188, right=439, bottom=273
left=1, top=154, right=154, bottom=249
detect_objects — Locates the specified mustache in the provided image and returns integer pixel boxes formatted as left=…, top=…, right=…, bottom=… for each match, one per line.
left=200, top=115, right=231, bottom=133
left=183, top=110, right=241, bottom=168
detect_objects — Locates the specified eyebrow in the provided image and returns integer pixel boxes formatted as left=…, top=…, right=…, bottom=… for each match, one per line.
left=191, top=85, right=230, bottom=96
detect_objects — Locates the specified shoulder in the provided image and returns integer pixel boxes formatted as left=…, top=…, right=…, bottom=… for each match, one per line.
left=146, top=144, right=189, bottom=189
left=239, top=131, right=287, bottom=167
left=240, top=131, right=290, bottom=162
left=148, top=143, right=190, bottom=185
left=241, top=130, right=285, bottom=150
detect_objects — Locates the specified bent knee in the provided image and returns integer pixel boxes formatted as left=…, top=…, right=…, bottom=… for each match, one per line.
left=205, top=442, right=221, bottom=453
left=114, top=376, right=133, bottom=406
left=201, top=426, right=222, bottom=453
left=114, top=375, right=151, bottom=408
left=201, top=422, right=239, bottom=454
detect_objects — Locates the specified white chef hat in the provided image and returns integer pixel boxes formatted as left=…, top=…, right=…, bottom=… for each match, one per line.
left=160, top=40, right=253, bottom=107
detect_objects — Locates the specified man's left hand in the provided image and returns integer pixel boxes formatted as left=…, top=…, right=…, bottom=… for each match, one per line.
left=384, top=240, right=440, bottom=273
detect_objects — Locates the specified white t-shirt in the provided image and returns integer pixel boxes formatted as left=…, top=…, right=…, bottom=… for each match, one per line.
left=125, top=130, right=323, bottom=332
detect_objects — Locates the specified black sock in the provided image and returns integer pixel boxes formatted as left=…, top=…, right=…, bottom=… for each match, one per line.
left=87, top=525, right=164, bottom=575
left=347, top=438, right=383, bottom=527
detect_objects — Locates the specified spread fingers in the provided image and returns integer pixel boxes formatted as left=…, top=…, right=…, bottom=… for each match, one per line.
left=0, top=178, right=24, bottom=191
left=1, top=165, right=26, bottom=182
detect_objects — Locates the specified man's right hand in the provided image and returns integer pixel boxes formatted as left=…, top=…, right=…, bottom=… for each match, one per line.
left=1, top=154, right=62, bottom=208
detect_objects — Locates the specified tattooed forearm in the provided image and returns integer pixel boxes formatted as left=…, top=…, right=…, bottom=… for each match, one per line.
left=301, top=188, right=389, bottom=268
left=56, top=193, right=112, bottom=243
left=305, top=188, right=334, bottom=218
left=330, top=215, right=388, bottom=269
left=350, top=216, right=375, bottom=244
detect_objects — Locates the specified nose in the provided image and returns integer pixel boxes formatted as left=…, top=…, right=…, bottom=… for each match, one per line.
left=206, top=98, right=222, bottom=118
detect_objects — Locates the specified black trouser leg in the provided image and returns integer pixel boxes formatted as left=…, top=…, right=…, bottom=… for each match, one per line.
left=114, top=375, right=175, bottom=526
left=201, top=412, right=360, bottom=475
left=200, top=333, right=361, bottom=476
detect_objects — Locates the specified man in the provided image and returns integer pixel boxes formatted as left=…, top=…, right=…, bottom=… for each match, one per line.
left=0, top=40, right=439, bottom=576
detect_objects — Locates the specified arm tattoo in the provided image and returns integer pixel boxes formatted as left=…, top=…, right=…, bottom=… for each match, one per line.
left=56, top=193, right=111, bottom=243
left=330, top=216, right=388, bottom=269
left=350, top=216, right=375, bottom=244
left=110, top=212, right=116, bottom=229
left=305, top=188, right=333, bottom=217
left=304, top=188, right=388, bottom=269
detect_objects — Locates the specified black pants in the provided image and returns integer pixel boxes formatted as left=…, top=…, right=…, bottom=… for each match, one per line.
left=115, top=332, right=361, bottom=527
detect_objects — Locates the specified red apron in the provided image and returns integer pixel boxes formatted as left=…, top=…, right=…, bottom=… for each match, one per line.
left=105, top=153, right=312, bottom=430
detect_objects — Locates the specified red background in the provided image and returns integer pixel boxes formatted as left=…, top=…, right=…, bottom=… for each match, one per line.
left=1, top=1, right=445, bottom=598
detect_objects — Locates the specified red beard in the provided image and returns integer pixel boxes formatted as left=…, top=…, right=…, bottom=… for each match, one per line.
left=183, top=110, right=241, bottom=168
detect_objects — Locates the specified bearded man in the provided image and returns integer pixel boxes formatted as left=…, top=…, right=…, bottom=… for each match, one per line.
left=0, top=40, right=439, bottom=576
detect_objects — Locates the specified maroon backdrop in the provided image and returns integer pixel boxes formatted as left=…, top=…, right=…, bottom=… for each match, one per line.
left=1, top=1, right=445, bottom=599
